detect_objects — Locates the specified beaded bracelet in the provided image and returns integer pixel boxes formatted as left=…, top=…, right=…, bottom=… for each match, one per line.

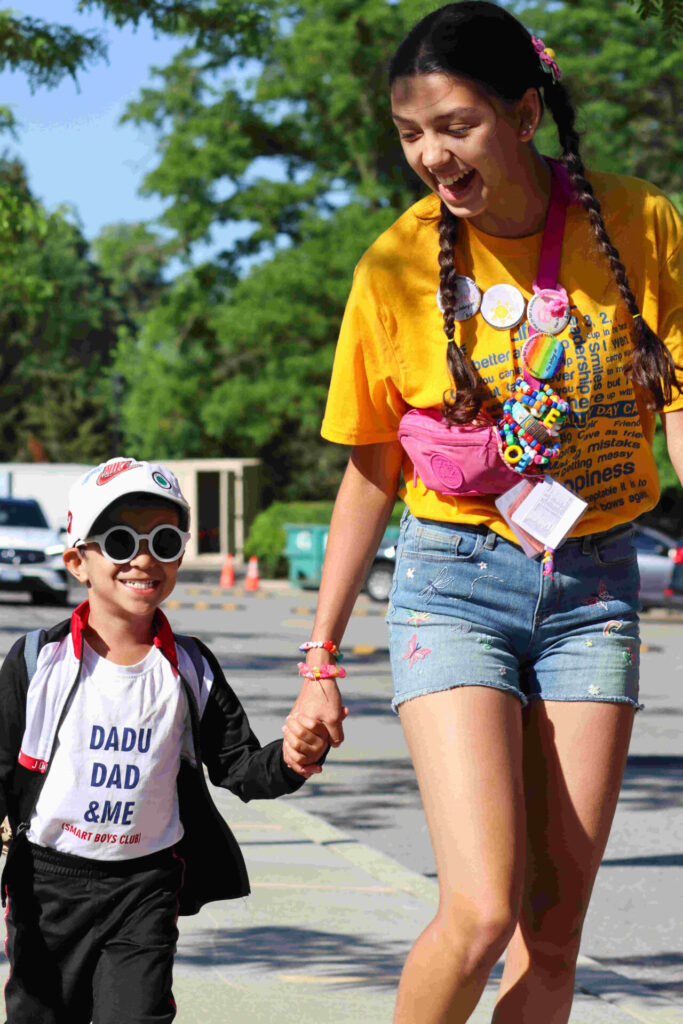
left=297, top=662, right=346, bottom=681
left=299, top=640, right=343, bottom=660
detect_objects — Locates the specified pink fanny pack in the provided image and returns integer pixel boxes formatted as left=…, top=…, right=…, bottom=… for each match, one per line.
left=398, top=407, right=521, bottom=496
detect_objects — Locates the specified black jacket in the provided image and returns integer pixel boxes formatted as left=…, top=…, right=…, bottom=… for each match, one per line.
left=0, top=602, right=305, bottom=915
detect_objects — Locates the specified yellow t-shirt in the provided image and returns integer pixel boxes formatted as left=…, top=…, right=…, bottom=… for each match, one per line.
left=321, top=170, right=683, bottom=541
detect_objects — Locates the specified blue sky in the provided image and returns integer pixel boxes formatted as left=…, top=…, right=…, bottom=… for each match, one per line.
left=1, top=2, right=184, bottom=240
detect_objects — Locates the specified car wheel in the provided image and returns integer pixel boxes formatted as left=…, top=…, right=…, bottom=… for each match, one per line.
left=365, top=561, right=394, bottom=603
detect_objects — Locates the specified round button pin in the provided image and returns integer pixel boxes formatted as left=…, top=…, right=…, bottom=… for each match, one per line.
left=480, top=283, right=526, bottom=330
left=527, top=289, right=570, bottom=336
left=436, top=276, right=482, bottom=321
left=522, top=333, right=565, bottom=380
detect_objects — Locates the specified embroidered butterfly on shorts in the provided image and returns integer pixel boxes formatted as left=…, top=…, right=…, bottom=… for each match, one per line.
left=402, top=633, right=432, bottom=668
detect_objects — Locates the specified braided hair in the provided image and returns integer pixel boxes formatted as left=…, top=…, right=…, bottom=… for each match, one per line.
left=389, top=1, right=681, bottom=424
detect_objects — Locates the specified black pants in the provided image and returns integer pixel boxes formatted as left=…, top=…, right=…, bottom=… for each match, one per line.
left=4, top=842, right=183, bottom=1024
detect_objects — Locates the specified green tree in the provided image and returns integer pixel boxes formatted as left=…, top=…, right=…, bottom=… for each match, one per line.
left=114, top=203, right=394, bottom=498
left=92, top=222, right=167, bottom=322
left=514, top=1, right=682, bottom=192
left=0, top=159, right=122, bottom=461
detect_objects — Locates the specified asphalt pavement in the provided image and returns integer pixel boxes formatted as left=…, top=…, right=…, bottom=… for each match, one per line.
left=0, top=578, right=681, bottom=1023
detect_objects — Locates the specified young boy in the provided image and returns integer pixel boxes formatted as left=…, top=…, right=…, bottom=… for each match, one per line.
left=0, top=457, right=328, bottom=1024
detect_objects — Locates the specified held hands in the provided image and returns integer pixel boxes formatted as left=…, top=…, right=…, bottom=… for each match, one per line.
left=283, top=645, right=349, bottom=778
left=282, top=704, right=350, bottom=779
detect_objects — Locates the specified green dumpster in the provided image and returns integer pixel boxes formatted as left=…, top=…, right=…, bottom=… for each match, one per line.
left=284, top=524, right=329, bottom=587
left=284, top=523, right=401, bottom=589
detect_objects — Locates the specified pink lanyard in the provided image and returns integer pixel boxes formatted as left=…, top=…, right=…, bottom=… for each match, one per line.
left=536, top=162, right=569, bottom=290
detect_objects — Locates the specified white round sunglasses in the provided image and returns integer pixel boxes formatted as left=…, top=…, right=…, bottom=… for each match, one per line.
left=79, top=524, right=190, bottom=564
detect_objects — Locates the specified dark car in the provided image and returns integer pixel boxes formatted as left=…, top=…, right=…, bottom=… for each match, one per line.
left=364, top=522, right=683, bottom=606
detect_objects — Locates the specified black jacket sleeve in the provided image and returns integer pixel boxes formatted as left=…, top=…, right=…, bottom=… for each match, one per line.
left=195, top=640, right=305, bottom=802
left=0, top=637, right=29, bottom=826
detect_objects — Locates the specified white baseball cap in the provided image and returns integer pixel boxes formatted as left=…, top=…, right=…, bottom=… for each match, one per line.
left=66, top=458, right=190, bottom=547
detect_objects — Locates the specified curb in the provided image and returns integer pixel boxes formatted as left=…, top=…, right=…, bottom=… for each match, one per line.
left=260, top=798, right=682, bottom=1024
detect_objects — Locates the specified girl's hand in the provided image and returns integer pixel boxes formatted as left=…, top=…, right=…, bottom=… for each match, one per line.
left=283, top=676, right=349, bottom=777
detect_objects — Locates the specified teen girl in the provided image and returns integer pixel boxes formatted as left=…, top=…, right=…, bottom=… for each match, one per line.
left=282, top=3, right=683, bottom=1022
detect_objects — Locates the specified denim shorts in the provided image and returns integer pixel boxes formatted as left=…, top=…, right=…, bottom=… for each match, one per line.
left=386, top=512, right=641, bottom=712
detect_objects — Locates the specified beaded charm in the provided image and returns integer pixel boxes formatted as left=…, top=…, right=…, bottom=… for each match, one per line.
left=542, top=547, right=556, bottom=576
left=497, top=376, right=569, bottom=474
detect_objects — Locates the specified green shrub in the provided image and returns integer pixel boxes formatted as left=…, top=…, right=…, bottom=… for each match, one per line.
left=245, top=499, right=404, bottom=577
left=244, top=501, right=335, bottom=577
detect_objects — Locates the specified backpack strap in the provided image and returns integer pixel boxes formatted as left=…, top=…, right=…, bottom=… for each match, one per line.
left=174, top=634, right=205, bottom=692
left=23, top=628, right=46, bottom=684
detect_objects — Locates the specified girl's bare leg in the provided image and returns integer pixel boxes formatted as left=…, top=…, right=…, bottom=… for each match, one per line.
left=393, top=686, right=526, bottom=1024
left=493, top=701, right=635, bottom=1024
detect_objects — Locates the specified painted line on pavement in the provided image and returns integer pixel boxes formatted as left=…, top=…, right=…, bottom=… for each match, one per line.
left=163, top=600, right=246, bottom=611
left=231, top=823, right=283, bottom=831
left=258, top=799, right=683, bottom=1023
left=253, top=882, right=397, bottom=893
left=278, top=973, right=402, bottom=984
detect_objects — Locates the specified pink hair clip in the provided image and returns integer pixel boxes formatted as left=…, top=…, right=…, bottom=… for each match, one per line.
left=531, top=36, right=561, bottom=83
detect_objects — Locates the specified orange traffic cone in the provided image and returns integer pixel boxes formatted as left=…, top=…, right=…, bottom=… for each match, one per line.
left=219, top=553, right=235, bottom=589
left=244, top=555, right=260, bottom=592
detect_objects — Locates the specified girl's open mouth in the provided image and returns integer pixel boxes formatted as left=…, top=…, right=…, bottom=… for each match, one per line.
left=438, top=168, right=476, bottom=203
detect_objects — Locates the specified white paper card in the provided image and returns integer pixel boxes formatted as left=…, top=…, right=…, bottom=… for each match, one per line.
left=494, top=481, right=544, bottom=557
left=510, top=475, right=587, bottom=549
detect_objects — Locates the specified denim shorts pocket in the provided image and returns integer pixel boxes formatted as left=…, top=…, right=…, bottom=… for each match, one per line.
left=593, top=527, right=637, bottom=567
left=405, top=522, right=483, bottom=562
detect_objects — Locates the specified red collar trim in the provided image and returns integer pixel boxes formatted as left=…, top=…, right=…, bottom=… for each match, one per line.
left=70, top=601, right=178, bottom=672
left=71, top=601, right=90, bottom=660
left=153, top=608, right=179, bottom=673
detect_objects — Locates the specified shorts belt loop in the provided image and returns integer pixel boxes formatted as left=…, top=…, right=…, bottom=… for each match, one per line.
left=580, top=534, right=594, bottom=555
left=484, top=530, right=497, bottom=550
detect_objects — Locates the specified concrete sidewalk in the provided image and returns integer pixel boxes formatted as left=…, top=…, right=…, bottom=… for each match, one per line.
left=1, top=786, right=681, bottom=1023
left=170, top=786, right=682, bottom=1024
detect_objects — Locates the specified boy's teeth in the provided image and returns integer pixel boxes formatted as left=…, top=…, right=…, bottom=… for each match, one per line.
left=122, top=580, right=156, bottom=589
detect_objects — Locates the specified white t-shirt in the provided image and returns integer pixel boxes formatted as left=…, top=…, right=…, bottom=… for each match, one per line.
left=29, top=642, right=191, bottom=859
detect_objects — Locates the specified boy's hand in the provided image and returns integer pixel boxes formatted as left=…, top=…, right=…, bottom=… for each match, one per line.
left=282, top=712, right=340, bottom=778
left=1, top=817, right=11, bottom=856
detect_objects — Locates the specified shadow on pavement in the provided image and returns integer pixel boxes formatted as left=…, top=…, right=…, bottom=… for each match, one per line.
left=298, top=758, right=421, bottom=832
left=591, top=953, right=683, bottom=1001
left=619, top=755, right=683, bottom=811
left=175, top=925, right=407, bottom=985
left=601, top=853, right=683, bottom=867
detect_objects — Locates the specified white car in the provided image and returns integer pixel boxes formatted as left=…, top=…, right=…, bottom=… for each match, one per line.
left=0, top=498, right=69, bottom=605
